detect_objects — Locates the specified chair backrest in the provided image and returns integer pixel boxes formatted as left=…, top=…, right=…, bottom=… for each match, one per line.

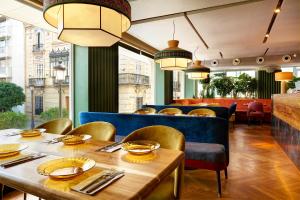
left=187, top=108, right=216, bottom=117
left=134, top=107, right=156, bottom=114
left=122, top=125, right=185, bottom=198
left=248, top=101, right=264, bottom=113
left=122, top=125, right=185, bottom=151
left=158, top=108, right=183, bottom=115
left=67, top=121, right=116, bottom=142
left=36, top=118, right=72, bottom=135
left=228, top=102, right=237, bottom=118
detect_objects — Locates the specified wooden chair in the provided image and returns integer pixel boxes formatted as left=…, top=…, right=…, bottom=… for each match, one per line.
left=187, top=108, right=216, bottom=117
left=36, top=118, right=72, bottom=135
left=134, top=107, right=156, bottom=115
left=122, top=125, right=185, bottom=200
left=158, top=108, right=183, bottom=115
left=66, top=121, right=116, bottom=142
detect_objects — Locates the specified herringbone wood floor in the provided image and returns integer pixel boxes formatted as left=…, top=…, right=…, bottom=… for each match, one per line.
left=4, top=125, right=300, bottom=200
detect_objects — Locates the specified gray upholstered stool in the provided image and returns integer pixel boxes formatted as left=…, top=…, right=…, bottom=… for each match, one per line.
left=185, top=142, right=228, bottom=197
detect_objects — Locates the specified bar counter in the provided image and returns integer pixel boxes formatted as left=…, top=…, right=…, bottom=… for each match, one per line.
left=272, top=93, right=300, bottom=169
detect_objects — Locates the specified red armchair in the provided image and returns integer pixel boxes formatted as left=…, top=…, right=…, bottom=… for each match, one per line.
left=247, top=102, right=264, bottom=125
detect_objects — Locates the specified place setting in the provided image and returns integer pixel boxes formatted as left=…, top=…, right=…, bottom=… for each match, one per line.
left=3, top=128, right=46, bottom=137
left=0, top=143, right=47, bottom=169
left=43, top=134, right=92, bottom=145
left=37, top=156, right=125, bottom=195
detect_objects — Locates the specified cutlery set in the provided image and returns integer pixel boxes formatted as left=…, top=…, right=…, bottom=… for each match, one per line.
left=0, top=153, right=47, bottom=168
left=72, top=170, right=125, bottom=195
left=95, top=142, right=123, bottom=153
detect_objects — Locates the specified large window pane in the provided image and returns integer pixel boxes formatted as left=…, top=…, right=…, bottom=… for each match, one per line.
left=118, top=46, right=155, bottom=113
left=0, top=16, right=72, bottom=130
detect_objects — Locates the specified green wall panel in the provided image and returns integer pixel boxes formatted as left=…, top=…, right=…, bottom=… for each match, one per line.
left=73, top=45, right=89, bottom=127
left=155, top=63, right=164, bottom=104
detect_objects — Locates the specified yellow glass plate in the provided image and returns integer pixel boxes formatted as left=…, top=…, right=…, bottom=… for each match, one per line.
left=122, top=140, right=160, bottom=155
left=62, top=135, right=92, bottom=145
left=0, top=144, right=28, bottom=158
left=37, top=157, right=96, bottom=180
left=20, top=129, right=41, bottom=137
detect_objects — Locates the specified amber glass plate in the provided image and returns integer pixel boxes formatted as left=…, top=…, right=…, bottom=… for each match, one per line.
left=62, top=135, right=92, bottom=145
left=20, top=129, right=41, bottom=137
left=0, top=144, right=28, bottom=158
left=122, top=140, right=160, bottom=155
left=37, top=157, right=96, bottom=179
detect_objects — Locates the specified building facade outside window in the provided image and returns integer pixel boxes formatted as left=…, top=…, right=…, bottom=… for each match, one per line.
left=118, top=46, right=154, bottom=113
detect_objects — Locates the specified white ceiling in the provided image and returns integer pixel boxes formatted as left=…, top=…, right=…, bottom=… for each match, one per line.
left=0, top=0, right=299, bottom=64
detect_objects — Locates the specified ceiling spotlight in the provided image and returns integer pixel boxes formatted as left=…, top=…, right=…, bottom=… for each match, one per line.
left=274, top=8, right=281, bottom=13
left=293, top=53, right=297, bottom=58
left=265, top=34, right=270, bottom=38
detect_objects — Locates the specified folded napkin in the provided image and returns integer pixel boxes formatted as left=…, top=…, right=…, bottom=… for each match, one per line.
left=71, top=169, right=124, bottom=195
left=0, top=153, right=47, bottom=168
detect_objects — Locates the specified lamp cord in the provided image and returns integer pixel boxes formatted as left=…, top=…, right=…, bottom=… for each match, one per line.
left=194, top=46, right=200, bottom=60
left=172, top=20, right=175, bottom=40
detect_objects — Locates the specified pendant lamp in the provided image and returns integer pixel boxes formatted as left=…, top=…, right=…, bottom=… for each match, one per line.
left=154, top=22, right=192, bottom=71
left=43, top=0, right=131, bottom=47
left=185, top=60, right=210, bottom=80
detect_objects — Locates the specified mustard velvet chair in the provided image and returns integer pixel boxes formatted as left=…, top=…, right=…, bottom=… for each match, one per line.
left=158, top=108, right=183, bottom=115
left=134, top=107, right=156, bottom=115
left=188, top=108, right=216, bottom=117
left=66, top=121, right=116, bottom=142
left=36, top=118, right=72, bottom=135
left=122, top=125, right=185, bottom=200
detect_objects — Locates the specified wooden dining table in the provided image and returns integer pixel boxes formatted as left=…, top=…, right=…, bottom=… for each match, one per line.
left=0, top=129, right=184, bottom=200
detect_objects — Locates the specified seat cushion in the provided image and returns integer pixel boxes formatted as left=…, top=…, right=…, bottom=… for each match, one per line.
left=185, top=142, right=227, bottom=170
left=248, top=111, right=264, bottom=117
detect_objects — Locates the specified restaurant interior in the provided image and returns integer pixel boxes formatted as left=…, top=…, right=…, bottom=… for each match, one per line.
left=0, top=0, right=300, bottom=199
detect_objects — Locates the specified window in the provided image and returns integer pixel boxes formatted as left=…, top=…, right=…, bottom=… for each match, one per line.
left=118, top=46, right=154, bottom=113
left=36, top=64, right=44, bottom=78
left=35, top=96, right=43, bottom=115
left=173, top=71, right=185, bottom=99
left=136, top=97, right=143, bottom=110
left=0, top=40, right=5, bottom=55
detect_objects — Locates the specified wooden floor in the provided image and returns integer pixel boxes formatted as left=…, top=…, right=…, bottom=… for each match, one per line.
left=4, top=124, right=300, bottom=200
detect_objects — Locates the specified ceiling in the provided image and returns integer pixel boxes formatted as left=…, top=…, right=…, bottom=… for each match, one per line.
left=0, top=0, right=299, bottom=68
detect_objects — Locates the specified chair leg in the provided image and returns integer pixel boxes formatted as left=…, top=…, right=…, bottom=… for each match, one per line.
left=0, top=184, right=3, bottom=200
left=224, top=168, right=228, bottom=179
left=24, top=193, right=27, bottom=200
left=216, top=170, right=222, bottom=197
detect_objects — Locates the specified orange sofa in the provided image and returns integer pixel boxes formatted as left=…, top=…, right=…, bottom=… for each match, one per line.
left=174, top=98, right=272, bottom=123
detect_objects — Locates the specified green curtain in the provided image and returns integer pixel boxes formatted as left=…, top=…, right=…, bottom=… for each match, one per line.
left=257, top=70, right=281, bottom=99
left=88, top=44, right=119, bottom=112
left=164, top=71, right=173, bottom=105
left=184, top=75, right=195, bottom=98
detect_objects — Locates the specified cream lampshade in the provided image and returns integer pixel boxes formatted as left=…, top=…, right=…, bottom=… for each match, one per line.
left=43, top=0, right=131, bottom=47
left=185, top=60, right=210, bottom=80
left=275, top=72, right=293, bottom=94
left=154, top=40, right=192, bottom=71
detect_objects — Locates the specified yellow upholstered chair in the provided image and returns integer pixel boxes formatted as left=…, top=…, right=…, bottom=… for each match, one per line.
left=188, top=108, right=216, bottom=117
left=122, top=125, right=185, bottom=200
left=66, top=122, right=116, bottom=142
left=134, top=107, right=156, bottom=115
left=158, top=108, right=183, bottom=115
left=36, top=118, right=72, bottom=135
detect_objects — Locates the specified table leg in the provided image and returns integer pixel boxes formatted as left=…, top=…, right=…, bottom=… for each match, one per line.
left=174, top=159, right=185, bottom=199
left=0, top=184, right=4, bottom=200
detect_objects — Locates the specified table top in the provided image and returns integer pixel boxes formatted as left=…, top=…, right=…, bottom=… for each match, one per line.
left=0, top=129, right=184, bottom=200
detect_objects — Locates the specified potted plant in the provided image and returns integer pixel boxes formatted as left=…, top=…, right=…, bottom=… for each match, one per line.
left=212, top=73, right=234, bottom=97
